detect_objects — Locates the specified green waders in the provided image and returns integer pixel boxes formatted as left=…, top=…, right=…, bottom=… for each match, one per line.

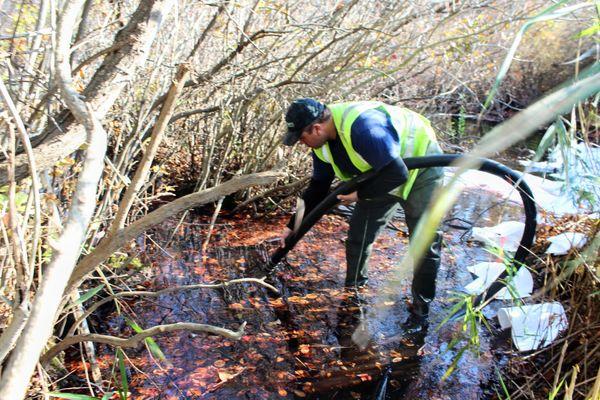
left=345, top=145, right=444, bottom=316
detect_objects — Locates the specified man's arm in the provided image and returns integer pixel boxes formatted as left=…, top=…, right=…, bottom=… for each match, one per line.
left=351, top=109, right=409, bottom=199
left=357, top=156, right=408, bottom=199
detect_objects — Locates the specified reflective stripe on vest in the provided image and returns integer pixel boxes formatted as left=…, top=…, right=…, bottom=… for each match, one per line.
left=313, top=101, right=437, bottom=199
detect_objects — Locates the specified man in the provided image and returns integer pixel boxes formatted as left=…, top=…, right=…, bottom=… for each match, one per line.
left=280, top=98, right=444, bottom=319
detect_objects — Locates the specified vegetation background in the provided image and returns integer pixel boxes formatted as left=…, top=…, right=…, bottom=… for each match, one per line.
left=0, top=0, right=597, bottom=399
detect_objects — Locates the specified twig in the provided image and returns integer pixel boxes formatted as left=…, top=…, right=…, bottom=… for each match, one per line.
left=42, top=321, right=247, bottom=365
left=66, top=277, right=278, bottom=337
left=202, top=197, right=224, bottom=252
left=0, top=79, right=42, bottom=294
left=65, top=171, right=284, bottom=295
left=233, top=176, right=309, bottom=212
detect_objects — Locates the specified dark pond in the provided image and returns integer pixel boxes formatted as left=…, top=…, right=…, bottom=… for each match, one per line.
left=75, top=186, right=525, bottom=399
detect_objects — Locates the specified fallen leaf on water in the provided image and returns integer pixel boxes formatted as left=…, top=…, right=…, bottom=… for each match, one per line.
left=293, top=389, right=306, bottom=397
left=269, top=298, right=285, bottom=307
left=217, top=368, right=244, bottom=382
left=229, top=303, right=244, bottom=310
left=299, top=344, right=310, bottom=354
left=278, top=388, right=288, bottom=396
left=357, top=373, right=371, bottom=382
left=287, top=296, right=310, bottom=305
left=390, top=350, right=403, bottom=358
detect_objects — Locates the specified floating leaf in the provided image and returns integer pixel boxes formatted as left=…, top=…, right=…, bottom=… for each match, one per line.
left=213, top=359, right=226, bottom=368
left=229, top=303, right=244, bottom=310
left=299, top=344, right=310, bottom=354
left=287, top=296, right=310, bottom=305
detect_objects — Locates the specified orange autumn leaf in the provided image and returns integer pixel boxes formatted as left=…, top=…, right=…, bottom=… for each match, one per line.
left=217, top=370, right=236, bottom=382
left=269, top=298, right=285, bottom=307
left=357, top=373, right=371, bottom=382
left=287, top=296, right=310, bottom=305
left=299, top=344, right=310, bottom=354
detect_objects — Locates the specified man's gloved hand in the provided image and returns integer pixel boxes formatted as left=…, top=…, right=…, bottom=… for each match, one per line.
left=337, top=191, right=358, bottom=204
left=279, top=227, right=293, bottom=248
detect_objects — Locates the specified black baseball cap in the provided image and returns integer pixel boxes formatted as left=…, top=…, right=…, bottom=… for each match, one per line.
left=282, top=98, right=325, bottom=146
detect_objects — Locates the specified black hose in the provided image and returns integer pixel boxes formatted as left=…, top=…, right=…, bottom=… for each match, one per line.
left=268, top=154, right=537, bottom=313
left=372, top=365, right=392, bottom=400
left=267, top=168, right=378, bottom=267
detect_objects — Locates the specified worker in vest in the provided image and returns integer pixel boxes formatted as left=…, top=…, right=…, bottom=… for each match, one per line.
left=280, top=98, right=444, bottom=320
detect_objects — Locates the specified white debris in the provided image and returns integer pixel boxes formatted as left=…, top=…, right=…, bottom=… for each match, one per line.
left=545, top=232, right=588, bottom=255
left=464, top=261, right=533, bottom=300
left=497, top=302, right=568, bottom=351
left=471, top=221, right=525, bottom=252
left=518, top=159, right=561, bottom=174
left=527, top=142, right=600, bottom=208
left=446, top=168, right=594, bottom=215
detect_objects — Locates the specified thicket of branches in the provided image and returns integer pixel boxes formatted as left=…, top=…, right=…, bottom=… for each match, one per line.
left=0, top=0, right=596, bottom=398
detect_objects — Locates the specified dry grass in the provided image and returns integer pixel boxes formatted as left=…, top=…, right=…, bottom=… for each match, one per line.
left=502, top=214, right=599, bottom=400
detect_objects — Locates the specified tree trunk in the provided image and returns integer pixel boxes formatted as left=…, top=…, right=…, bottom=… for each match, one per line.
left=0, top=0, right=108, bottom=397
left=0, top=0, right=175, bottom=187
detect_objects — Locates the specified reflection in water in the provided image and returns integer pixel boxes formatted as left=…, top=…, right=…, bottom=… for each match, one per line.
left=297, top=289, right=428, bottom=399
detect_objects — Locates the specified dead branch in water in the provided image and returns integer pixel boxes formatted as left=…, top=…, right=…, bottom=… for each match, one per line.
left=65, top=277, right=279, bottom=337
left=41, top=321, right=247, bottom=365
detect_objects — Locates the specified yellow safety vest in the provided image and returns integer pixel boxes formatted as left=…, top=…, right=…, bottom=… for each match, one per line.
left=313, top=101, right=437, bottom=199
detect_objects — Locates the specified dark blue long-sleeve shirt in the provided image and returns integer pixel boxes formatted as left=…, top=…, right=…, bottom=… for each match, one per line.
left=288, top=108, right=408, bottom=229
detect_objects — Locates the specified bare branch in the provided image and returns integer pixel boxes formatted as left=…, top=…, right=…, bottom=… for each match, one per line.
left=0, top=0, right=175, bottom=187
left=0, top=298, right=29, bottom=365
left=111, top=63, right=190, bottom=232
left=42, top=321, right=247, bottom=365
left=233, top=176, right=310, bottom=211
left=65, top=171, right=284, bottom=297
left=0, top=80, right=41, bottom=293
left=0, top=0, right=109, bottom=397
left=66, top=277, right=279, bottom=337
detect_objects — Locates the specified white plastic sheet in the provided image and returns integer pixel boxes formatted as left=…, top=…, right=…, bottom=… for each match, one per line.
left=447, top=168, right=592, bottom=215
left=545, top=232, right=588, bottom=255
left=471, top=221, right=525, bottom=252
left=464, top=262, right=532, bottom=300
left=497, top=302, right=568, bottom=351
left=520, top=142, right=600, bottom=213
